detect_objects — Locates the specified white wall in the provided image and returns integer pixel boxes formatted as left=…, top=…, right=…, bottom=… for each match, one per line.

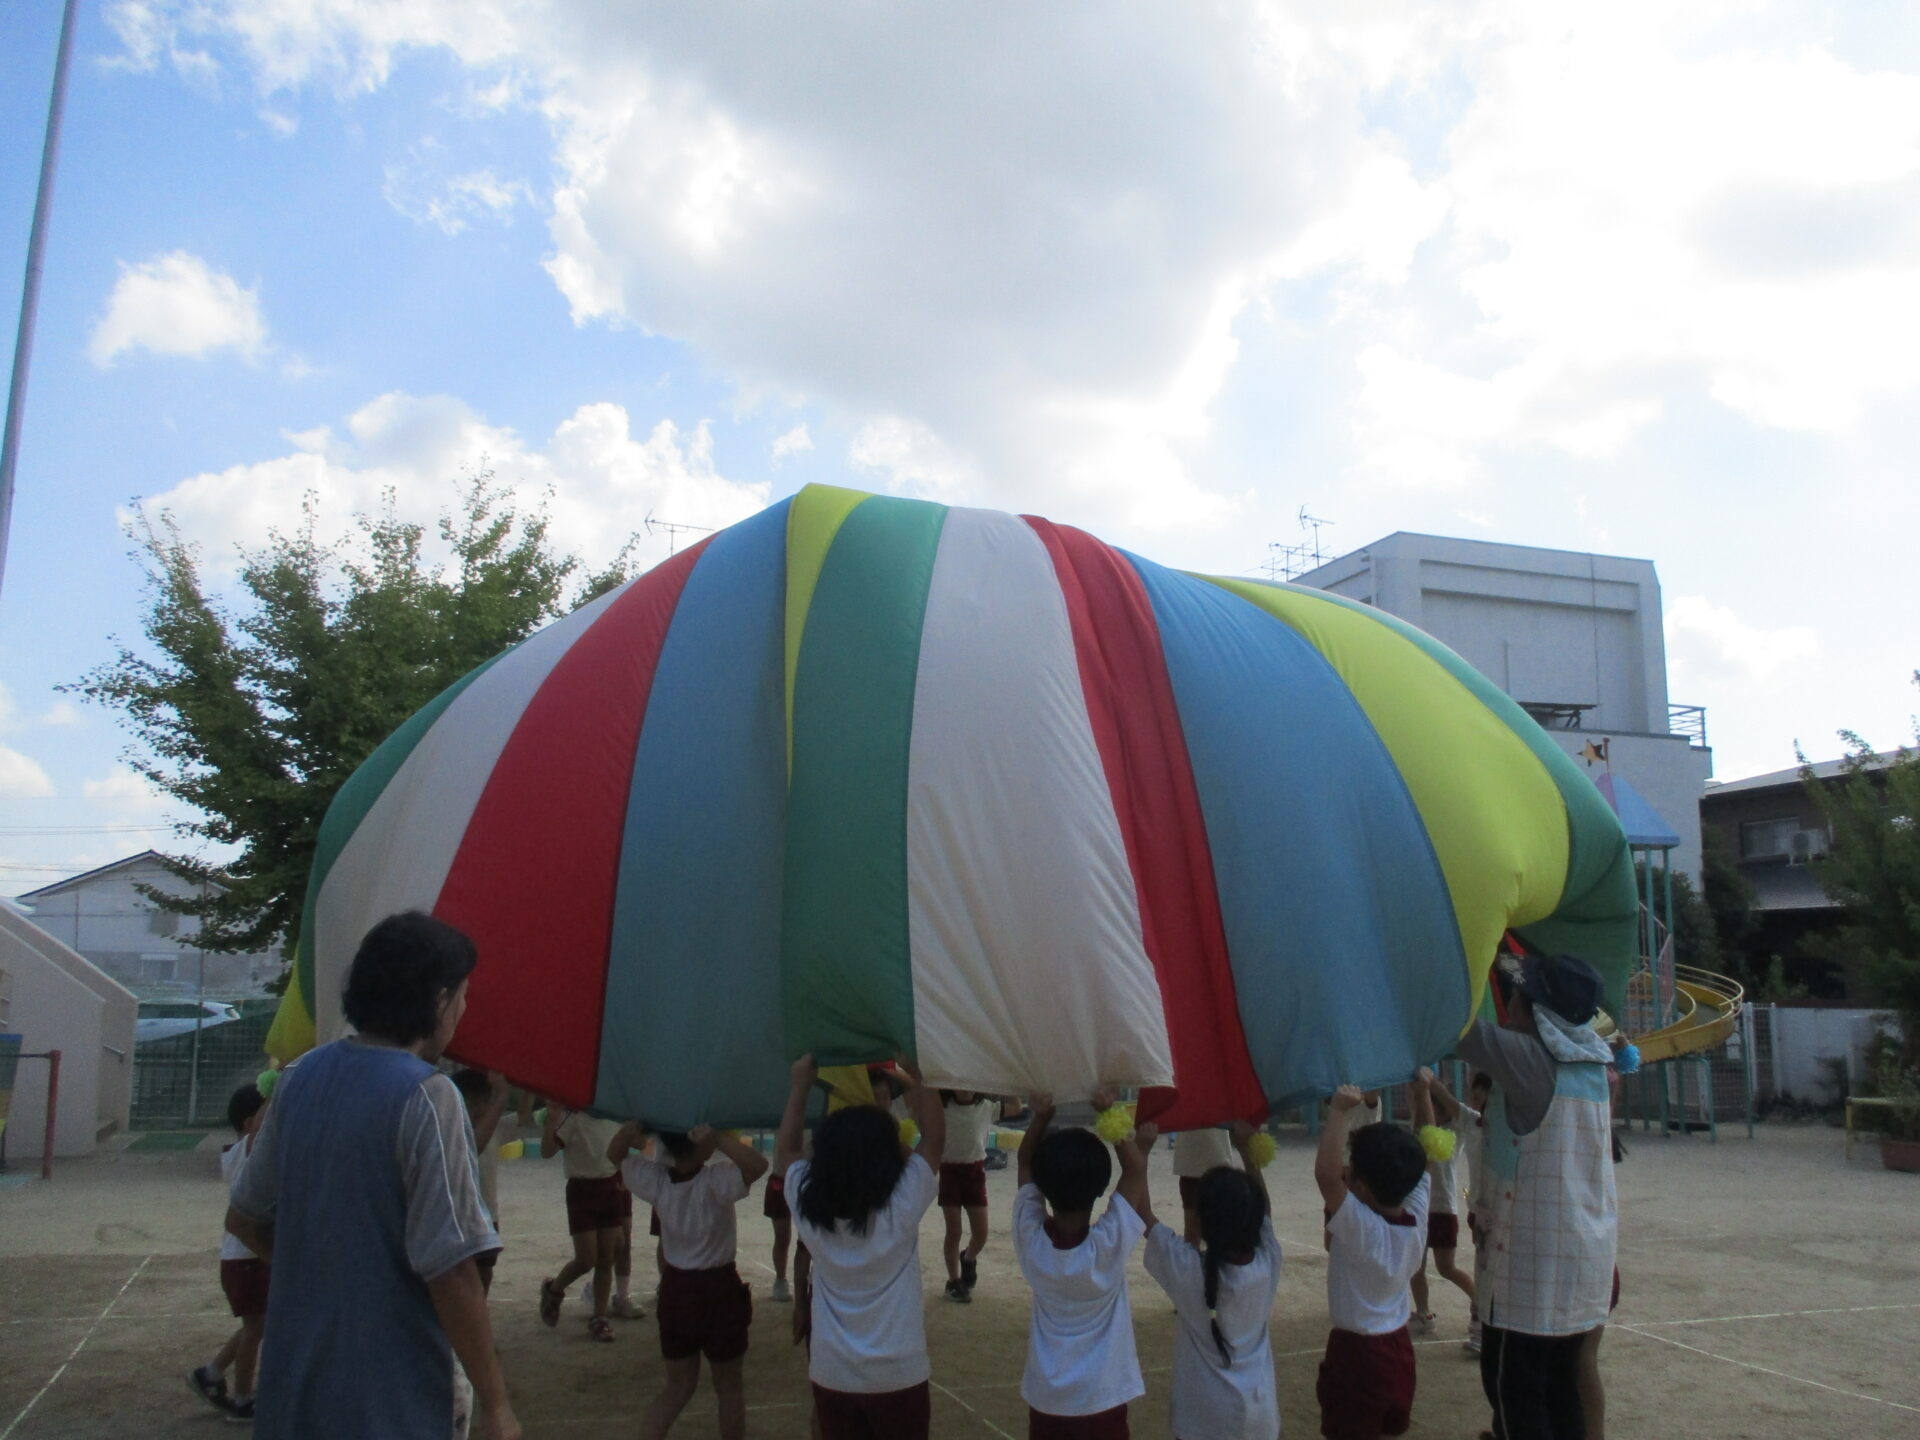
left=0, top=906, right=136, bottom=1159
left=1767, top=1007, right=1898, bottom=1101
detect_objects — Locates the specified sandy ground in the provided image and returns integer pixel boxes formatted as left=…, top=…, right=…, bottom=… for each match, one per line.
left=2, top=1120, right=1917, bottom=1438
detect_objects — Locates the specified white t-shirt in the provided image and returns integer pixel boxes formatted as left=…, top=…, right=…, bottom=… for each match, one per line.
left=1172, top=1128, right=1235, bottom=1179
left=942, top=1098, right=996, bottom=1164
left=1325, top=1175, right=1430, bottom=1336
left=1143, top=1220, right=1282, bottom=1440
left=1013, top=1185, right=1147, bottom=1416
left=1445, top=1104, right=1482, bottom=1221
left=220, top=1139, right=259, bottom=1261
left=622, top=1155, right=749, bottom=1271
left=556, top=1113, right=623, bottom=1180
left=788, top=1152, right=938, bottom=1393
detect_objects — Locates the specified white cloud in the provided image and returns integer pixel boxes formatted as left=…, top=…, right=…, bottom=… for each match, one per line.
left=38, top=699, right=83, bottom=728
left=0, top=746, right=54, bottom=799
left=770, top=423, right=812, bottom=464
left=384, top=142, right=532, bottom=234
left=81, top=767, right=168, bottom=812
left=88, top=251, right=267, bottom=366
left=138, top=391, right=769, bottom=576
left=1666, top=595, right=1818, bottom=683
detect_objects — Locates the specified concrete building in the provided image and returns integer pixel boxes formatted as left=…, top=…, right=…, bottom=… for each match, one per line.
left=0, top=903, right=136, bottom=1159
left=14, top=852, right=282, bottom=1000
left=1298, top=532, right=1712, bottom=876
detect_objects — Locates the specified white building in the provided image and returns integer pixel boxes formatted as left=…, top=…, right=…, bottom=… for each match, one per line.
left=1298, top=532, right=1712, bottom=876
left=0, top=903, right=136, bottom=1159
left=14, top=852, right=283, bottom=999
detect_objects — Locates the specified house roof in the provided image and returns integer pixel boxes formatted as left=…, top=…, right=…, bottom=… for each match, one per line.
left=1703, top=752, right=1902, bottom=799
left=13, top=850, right=218, bottom=903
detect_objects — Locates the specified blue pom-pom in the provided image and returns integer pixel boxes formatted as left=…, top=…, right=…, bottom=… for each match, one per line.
left=1614, top=1043, right=1642, bottom=1076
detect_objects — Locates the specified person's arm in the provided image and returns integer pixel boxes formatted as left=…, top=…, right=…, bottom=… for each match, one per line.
left=1424, top=1067, right=1462, bottom=1126
left=224, top=1206, right=273, bottom=1261
left=901, top=1057, right=945, bottom=1170
left=226, top=1088, right=284, bottom=1258
left=1456, top=1021, right=1555, bottom=1135
left=1410, top=1069, right=1436, bottom=1129
left=1017, top=1093, right=1055, bottom=1189
left=1315, top=1085, right=1363, bottom=1211
left=700, top=1124, right=771, bottom=1187
left=427, top=1259, right=520, bottom=1440
left=606, top=1121, right=643, bottom=1166
left=1115, top=1120, right=1157, bottom=1228
left=470, top=1072, right=511, bottom=1151
left=1229, top=1120, right=1270, bottom=1214
left=775, top=1055, right=816, bottom=1175
left=539, top=1105, right=567, bottom=1159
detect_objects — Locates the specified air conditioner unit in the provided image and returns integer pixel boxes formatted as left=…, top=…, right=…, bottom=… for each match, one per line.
left=1787, top=829, right=1827, bottom=864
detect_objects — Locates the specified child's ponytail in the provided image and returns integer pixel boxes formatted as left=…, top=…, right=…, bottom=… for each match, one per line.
left=1202, top=1246, right=1231, bottom=1364
left=1194, top=1164, right=1267, bottom=1366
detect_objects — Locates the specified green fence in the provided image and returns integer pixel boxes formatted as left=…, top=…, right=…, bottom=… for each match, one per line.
left=130, top=1000, right=278, bottom=1130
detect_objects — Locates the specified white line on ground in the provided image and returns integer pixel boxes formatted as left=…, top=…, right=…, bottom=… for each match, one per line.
left=930, top=1379, right=1019, bottom=1439
left=1630, top=1301, right=1920, bottom=1328
left=1, top=1254, right=152, bottom=1440
left=1617, top=1324, right=1920, bottom=1415
left=1, top=1309, right=227, bottom=1326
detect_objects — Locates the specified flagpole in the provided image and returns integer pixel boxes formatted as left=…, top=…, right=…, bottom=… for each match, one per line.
left=0, top=0, right=84, bottom=603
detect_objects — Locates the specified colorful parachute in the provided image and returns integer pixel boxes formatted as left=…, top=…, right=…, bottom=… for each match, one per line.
left=267, top=485, right=1635, bottom=1129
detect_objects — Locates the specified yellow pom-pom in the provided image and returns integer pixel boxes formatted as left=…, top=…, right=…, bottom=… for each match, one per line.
left=1418, top=1124, right=1456, bottom=1164
left=1093, top=1104, right=1136, bottom=1145
left=1245, top=1131, right=1277, bottom=1170
left=898, top=1118, right=919, bottom=1149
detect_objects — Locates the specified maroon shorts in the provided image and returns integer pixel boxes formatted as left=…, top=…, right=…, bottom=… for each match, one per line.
left=1178, top=1175, right=1202, bottom=1210
left=939, top=1160, right=988, bottom=1209
left=1029, top=1402, right=1130, bottom=1438
left=565, top=1175, right=628, bottom=1235
left=658, top=1261, right=752, bottom=1363
left=764, top=1174, right=791, bottom=1221
left=1427, top=1212, right=1459, bottom=1250
left=812, top=1380, right=930, bottom=1440
left=219, top=1258, right=270, bottom=1319
left=1318, top=1326, right=1415, bottom=1440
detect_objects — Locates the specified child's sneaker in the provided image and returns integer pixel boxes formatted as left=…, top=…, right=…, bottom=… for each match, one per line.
left=771, top=1277, right=792, bottom=1303
left=587, top=1315, right=615, bottom=1342
left=1410, top=1311, right=1437, bottom=1337
left=960, top=1254, right=978, bottom=1291
left=223, top=1397, right=255, bottom=1424
left=610, top=1295, right=646, bottom=1319
left=188, top=1365, right=230, bottom=1413
left=943, top=1279, right=971, bottom=1304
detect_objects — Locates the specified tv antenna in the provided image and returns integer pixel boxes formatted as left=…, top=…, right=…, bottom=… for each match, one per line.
left=643, top=512, right=715, bottom=555
left=1259, top=506, right=1337, bottom=582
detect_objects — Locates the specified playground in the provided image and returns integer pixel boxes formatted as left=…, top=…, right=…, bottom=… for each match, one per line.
left=2, top=1119, right=1914, bottom=1439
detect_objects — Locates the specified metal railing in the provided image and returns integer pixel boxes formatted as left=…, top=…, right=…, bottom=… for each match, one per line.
left=1668, top=703, right=1708, bottom=748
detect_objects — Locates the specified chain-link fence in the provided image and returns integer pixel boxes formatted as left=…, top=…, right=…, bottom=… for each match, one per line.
left=130, top=998, right=278, bottom=1129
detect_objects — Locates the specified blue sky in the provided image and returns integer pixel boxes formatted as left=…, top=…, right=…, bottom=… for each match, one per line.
left=4, top=2, right=1920, bottom=895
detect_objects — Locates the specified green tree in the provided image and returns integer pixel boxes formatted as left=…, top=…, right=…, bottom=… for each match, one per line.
left=69, top=477, right=633, bottom=960
left=1803, top=674, right=1920, bottom=1041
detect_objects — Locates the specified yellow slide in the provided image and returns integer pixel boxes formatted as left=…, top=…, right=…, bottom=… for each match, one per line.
left=1598, top=965, right=1745, bottom=1063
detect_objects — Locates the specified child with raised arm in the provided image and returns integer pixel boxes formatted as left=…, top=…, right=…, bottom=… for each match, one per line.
left=1407, top=1071, right=1475, bottom=1336
left=1314, top=1085, right=1431, bottom=1440
left=938, top=1089, right=999, bottom=1303
left=610, top=1122, right=769, bottom=1440
left=1014, top=1090, right=1149, bottom=1439
left=188, top=1083, right=271, bottom=1422
left=1140, top=1120, right=1283, bottom=1440
left=779, top=1053, right=945, bottom=1440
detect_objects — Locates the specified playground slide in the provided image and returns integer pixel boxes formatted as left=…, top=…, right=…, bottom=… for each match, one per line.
left=1600, top=965, right=1745, bottom=1064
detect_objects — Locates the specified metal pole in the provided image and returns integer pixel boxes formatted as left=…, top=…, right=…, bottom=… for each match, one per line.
left=0, top=0, right=83, bottom=601
left=187, top=915, right=205, bottom=1126
left=42, top=1049, right=62, bottom=1180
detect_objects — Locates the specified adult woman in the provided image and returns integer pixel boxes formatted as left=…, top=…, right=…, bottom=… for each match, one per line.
left=227, top=912, right=519, bottom=1440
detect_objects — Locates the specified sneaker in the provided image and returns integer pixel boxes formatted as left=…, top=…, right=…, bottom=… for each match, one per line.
left=539, top=1277, right=564, bottom=1328
left=960, top=1254, right=978, bottom=1291
left=943, top=1279, right=971, bottom=1304
left=587, top=1315, right=615, bottom=1342
left=224, top=1398, right=255, bottom=1424
left=188, top=1365, right=230, bottom=1413
left=1410, top=1312, right=1437, bottom=1337
left=610, top=1295, right=646, bottom=1319
left=1462, top=1335, right=1482, bottom=1355
left=771, top=1277, right=792, bottom=1303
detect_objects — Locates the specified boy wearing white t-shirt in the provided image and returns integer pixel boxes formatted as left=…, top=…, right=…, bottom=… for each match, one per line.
left=1014, top=1091, right=1149, bottom=1439
left=188, top=1083, right=271, bottom=1422
left=612, top=1123, right=769, bottom=1440
left=1314, top=1085, right=1431, bottom=1440
left=939, top=1090, right=999, bottom=1302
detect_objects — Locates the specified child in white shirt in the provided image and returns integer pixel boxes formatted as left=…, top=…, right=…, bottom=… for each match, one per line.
left=188, top=1083, right=271, bottom=1422
left=1013, top=1090, right=1149, bottom=1438
left=1141, top=1120, right=1283, bottom=1440
left=539, top=1107, right=635, bottom=1340
left=613, top=1123, right=769, bottom=1440
left=938, top=1090, right=999, bottom=1302
left=1314, top=1084, right=1432, bottom=1440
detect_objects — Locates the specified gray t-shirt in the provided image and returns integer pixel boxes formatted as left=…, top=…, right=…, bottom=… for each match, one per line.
left=1457, top=1020, right=1556, bottom=1137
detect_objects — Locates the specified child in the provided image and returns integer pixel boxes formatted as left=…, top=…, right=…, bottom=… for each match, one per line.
left=1313, top=1084, right=1430, bottom=1440
left=1014, top=1089, right=1149, bottom=1438
left=188, top=1083, right=271, bottom=1422
left=778, top=1053, right=944, bottom=1440
left=939, top=1089, right=998, bottom=1302
left=1407, top=1071, right=1475, bottom=1336
left=612, top=1122, right=769, bottom=1440
left=451, top=1069, right=510, bottom=1294
left=1171, top=1127, right=1237, bottom=1245
left=1141, top=1120, right=1282, bottom=1440
left=1433, top=1068, right=1492, bottom=1354
left=539, top=1103, right=637, bottom=1340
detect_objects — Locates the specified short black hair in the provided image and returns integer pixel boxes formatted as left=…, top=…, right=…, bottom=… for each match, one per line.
left=1031, top=1128, right=1112, bottom=1213
left=342, top=912, right=478, bottom=1044
left=1349, top=1122, right=1427, bottom=1207
left=1469, top=1071, right=1493, bottom=1095
left=227, top=1082, right=265, bottom=1135
left=450, top=1067, right=492, bottom=1106
left=655, top=1130, right=696, bottom=1162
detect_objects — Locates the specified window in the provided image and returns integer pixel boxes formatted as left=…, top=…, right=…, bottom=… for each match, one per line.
left=146, top=907, right=181, bottom=937
left=1740, top=817, right=1827, bottom=860
left=139, top=956, right=178, bottom=984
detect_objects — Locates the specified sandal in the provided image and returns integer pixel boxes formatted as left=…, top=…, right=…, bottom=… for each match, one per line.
left=587, top=1315, right=615, bottom=1343
left=539, top=1278, right=563, bottom=1328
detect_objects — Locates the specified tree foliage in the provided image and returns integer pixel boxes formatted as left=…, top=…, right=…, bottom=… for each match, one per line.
left=1804, top=674, right=1920, bottom=1040
left=69, top=477, right=631, bottom=958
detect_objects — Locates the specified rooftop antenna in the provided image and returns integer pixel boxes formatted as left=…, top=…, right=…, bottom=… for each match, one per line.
left=643, top=512, right=715, bottom=556
left=1259, top=506, right=1338, bottom=582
